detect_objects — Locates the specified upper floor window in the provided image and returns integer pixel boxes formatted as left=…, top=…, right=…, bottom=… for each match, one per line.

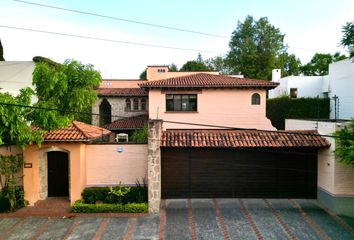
left=125, top=98, right=131, bottom=111
left=290, top=88, right=298, bottom=98
left=141, top=98, right=146, bottom=111
left=99, top=98, right=111, bottom=126
left=251, top=93, right=260, bottom=105
left=157, top=69, right=166, bottom=73
left=166, top=94, right=197, bottom=112
left=133, top=98, right=139, bottom=111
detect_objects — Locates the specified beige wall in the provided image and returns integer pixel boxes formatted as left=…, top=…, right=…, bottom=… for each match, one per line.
left=146, top=66, right=219, bottom=81
left=0, top=146, right=23, bottom=190
left=23, top=143, right=86, bottom=205
left=86, top=144, right=148, bottom=186
left=149, top=89, right=275, bottom=130
left=286, top=119, right=354, bottom=196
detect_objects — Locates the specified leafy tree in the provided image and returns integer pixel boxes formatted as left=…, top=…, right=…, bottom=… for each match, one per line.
left=204, top=56, right=231, bottom=74
left=180, top=60, right=211, bottom=71
left=341, top=20, right=354, bottom=59
left=334, top=119, right=354, bottom=165
left=169, top=63, right=178, bottom=71
left=139, top=69, right=147, bottom=80
left=226, top=15, right=287, bottom=80
left=300, top=52, right=347, bottom=76
left=0, top=39, right=4, bottom=61
left=275, top=52, right=302, bottom=77
left=131, top=127, right=148, bottom=143
left=31, top=59, right=101, bottom=129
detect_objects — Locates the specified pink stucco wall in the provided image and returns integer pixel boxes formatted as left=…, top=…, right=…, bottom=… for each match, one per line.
left=148, top=89, right=275, bottom=130
left=86, top=144, right=148, bottom=186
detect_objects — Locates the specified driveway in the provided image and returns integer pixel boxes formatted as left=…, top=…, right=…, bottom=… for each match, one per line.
left=0, top=199, right=353, bottom=239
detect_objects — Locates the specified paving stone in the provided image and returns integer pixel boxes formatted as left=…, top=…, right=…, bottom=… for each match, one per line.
left=6, top=217, right=48, bottom=240
left=37, top=218, right=76, bottom=240
left=132, top=214, right=159, bottom=240
left=218, top=199, right=257, bottom=240
left=192, top=199, right=224, bottom=240
left=268, top=199, right=321, bottom=239
left=66, top=217, right=104, bottom=240
left=100, top=217, right=130, bottom=240
left=296, top=199, right=354, bottom=240
left=164, top=199, right=190, bottom=240
left=0, top=218, right=22, bottom=233
left=243, top=199, right=288, bottom=239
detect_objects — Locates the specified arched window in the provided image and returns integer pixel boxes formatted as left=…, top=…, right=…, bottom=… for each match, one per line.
left=133, top=98, right=139, bottom=111
left=99, top=98, right=111, bottom=126
left=141, top=98, right=146, bottom=111
left=125, top=98, right=131, bottom=111
left=251, top=93, right=260, bottom=105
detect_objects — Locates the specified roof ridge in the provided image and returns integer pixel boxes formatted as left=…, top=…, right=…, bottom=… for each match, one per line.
left=72, top=121, right=90, bottom=139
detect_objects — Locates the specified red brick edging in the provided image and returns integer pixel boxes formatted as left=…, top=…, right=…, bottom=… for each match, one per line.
left=238, top=199, right=264, bottom=240
left=0, top=218, right=25, bottom=240
left=63, top=219, right=81, bottom=240
left=124, top=218, right=137, bottom=240
left=93, top=218, right=110, bottom=240
left=31, top=218, right=53, bottom=240
left=0, top=212, right=148, bottom=218
left=159, top=208, right=166, bottom=240
left=264, top=199, right=297, bottom=240
left=188, top=199, right=197, bottom=240
left=288, top=199, right=330, bottom=240
left=213, top=199, right=231, bottom=240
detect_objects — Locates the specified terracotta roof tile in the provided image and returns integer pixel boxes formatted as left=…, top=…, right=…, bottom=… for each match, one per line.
left=161, top=129, right=330, bottom=148
left=36, top=121, right=111, bottom=142
left=139, top=73, right=279, bottom=89
left=97, top=88, right=147, bottom=96
left=103, top=115, right=148, bottom=130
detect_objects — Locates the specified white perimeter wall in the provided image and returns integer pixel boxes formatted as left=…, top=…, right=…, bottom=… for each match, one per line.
left=86, top=144, right=148, bottom=186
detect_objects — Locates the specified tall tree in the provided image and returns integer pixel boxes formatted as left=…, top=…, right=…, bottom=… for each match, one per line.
left=300, top=52, right=347, bottom=76
left=0, top=39, right=4, bottom=61
left=341, top=20, right=354, bottom=59
left=31, top=59, right=101, bottom=129
left=204, top=56, right=231, bottom=74
left=275, top=53, right=302, bottom=77
left=169, top=63, right=178, bottom=71
left=139, top=69, right=147, bottom=80
left=226, top=15, right=287, bottom=80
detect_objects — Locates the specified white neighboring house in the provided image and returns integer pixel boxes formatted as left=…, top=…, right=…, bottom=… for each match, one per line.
left=0, top=61, right=35, bottom=96
left=269, top=59, right=354, bottom=120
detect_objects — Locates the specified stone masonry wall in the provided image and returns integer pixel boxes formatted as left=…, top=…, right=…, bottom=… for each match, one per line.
left=147, top=120, right=163, bottom=213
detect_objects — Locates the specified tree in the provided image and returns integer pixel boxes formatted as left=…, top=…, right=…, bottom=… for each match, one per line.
left=341, top=20, right=354, bottom=59
left=334, top=119, right=354, bottom=165
left=180, top=60, right=211, bottom=71
left=169, top=63, right=178, bottom=71
left=300, top=52, right=347, bottom=76
left=275, top=52, right=302, bottom=77
left=204, top=56, right=231, bottom=74
left=31, top=59, right=101, bottom=129
left=139, top=69, right=147, bottom=80
left=226, top=15, right=287, bottom=80
left=0, top=39, right=4, bottom=61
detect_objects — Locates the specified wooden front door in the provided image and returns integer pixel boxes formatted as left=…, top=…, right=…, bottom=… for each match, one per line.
left=47, top=151, right=69, bottom=197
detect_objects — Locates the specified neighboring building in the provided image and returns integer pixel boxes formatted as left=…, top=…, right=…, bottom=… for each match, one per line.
left=0, top=61, right=35, bottom=96
left=269, top=59, right=354, bottom=120
left=286, top=119, right=354, bottom=217
left=140, top=73, right=278, bottom=130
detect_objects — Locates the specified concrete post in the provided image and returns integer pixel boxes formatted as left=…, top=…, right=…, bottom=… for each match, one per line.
left=147, top=119, right=163, bottom=213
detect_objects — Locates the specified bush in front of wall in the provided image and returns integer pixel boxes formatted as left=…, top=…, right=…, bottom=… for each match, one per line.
left=0, top=186, right=28, bottom=213
left=71, top=200, right=148, bottom=213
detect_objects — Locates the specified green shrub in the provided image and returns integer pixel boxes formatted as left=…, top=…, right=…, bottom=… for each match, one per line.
left=81, top=186, right=147, bottom=204
left=0, top=191, right=11, bottom=213
left=0, top=186, right=27, bottom=213
left=71, top=200, right=148, bottom=213
left=266, top=96, right=330, bottom=130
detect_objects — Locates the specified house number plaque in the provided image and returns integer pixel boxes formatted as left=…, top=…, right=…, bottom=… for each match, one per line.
left=24, top=163, right=32, bottom=168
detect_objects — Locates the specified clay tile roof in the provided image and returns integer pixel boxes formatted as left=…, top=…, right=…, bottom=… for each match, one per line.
left=38, top=121, right=111, bottom=142
left=97, top=88, right=148, bottom=97
left=139, top=73, right=279, bottom=89
left=103, top=115, right=149, bottom=130
left=161, top=129, right=330, bottom=148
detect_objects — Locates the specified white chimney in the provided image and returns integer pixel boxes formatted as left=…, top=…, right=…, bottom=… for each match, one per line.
left=272, top=69, right=281, bottom=81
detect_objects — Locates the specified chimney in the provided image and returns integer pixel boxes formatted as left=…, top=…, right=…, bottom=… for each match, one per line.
left=146, top=65, right=169, bottom=81
left=272, top=69, right=281, bottom=81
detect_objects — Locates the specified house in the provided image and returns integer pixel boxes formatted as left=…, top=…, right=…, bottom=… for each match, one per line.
left=139, top=73, right=331, bottom=213
left=0, top=61, right=35, bottom=96
left=269, top=59, right=354, bottom=120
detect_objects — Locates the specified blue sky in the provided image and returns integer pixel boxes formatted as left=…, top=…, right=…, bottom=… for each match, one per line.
left=0, top=0, right=353, bottom=78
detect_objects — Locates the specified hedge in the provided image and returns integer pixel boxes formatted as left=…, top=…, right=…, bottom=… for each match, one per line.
left=266, top=96, right=330, bottom=130
left=71, top=200, right=148, bottom=213
left=0, top=186, right=28, bottom=213
left=81, top=186, right=147, bottom=204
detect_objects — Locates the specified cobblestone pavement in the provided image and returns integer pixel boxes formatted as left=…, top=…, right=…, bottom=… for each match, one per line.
left=0, top=199, right=353, bottom=239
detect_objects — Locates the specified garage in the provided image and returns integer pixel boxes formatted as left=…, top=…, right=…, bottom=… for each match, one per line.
left=161, top=129, right=330, bottom=199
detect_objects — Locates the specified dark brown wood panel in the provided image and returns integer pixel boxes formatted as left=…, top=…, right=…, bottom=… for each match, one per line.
left=161, top=148, right=317, bottom=199
left=48, top=151, right=69, bottom=197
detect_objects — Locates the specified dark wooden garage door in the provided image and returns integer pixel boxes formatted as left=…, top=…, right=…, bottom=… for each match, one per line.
left=161, top=148, right=317, bottom=199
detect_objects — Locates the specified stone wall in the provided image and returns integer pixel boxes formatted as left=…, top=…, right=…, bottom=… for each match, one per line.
left=147, top=120, right=163, bottom=213
left=92, top=97, right=148, bottom=126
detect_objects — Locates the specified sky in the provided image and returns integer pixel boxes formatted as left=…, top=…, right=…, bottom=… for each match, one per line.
left=0, top=0, right=353, bottom=79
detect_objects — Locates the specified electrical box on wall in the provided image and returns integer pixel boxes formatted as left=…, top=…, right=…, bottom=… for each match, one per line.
left=117, top=147, right=123, bottom=153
